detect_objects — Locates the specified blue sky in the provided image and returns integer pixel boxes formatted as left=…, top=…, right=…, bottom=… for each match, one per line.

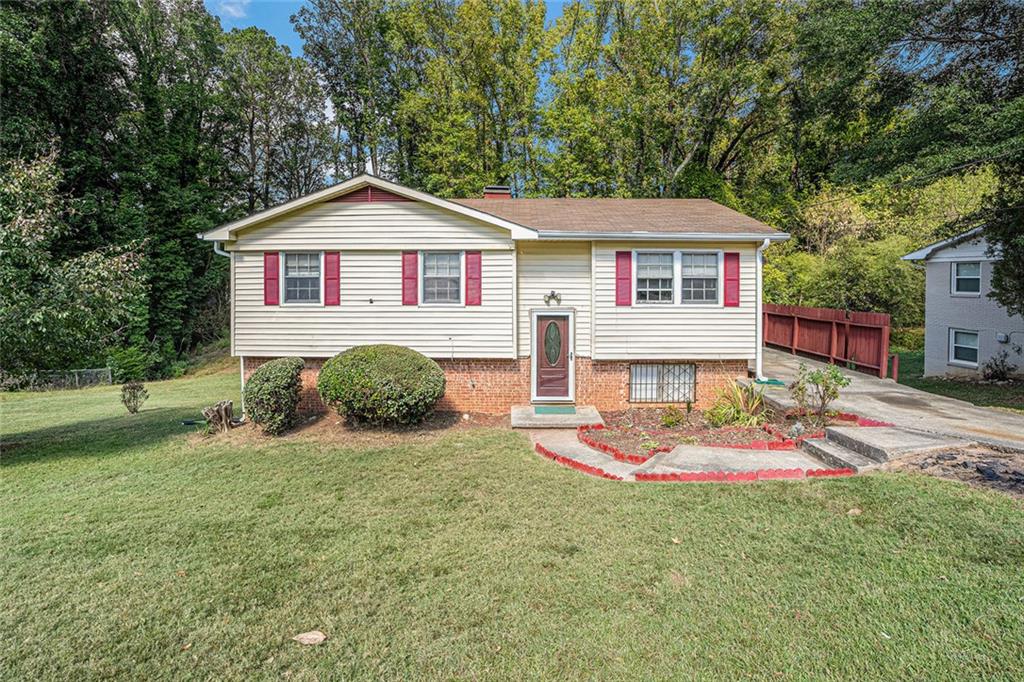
left=204, top=1, right=566, bottom=56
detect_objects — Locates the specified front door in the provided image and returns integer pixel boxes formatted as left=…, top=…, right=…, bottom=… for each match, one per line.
left=535, top=314, right=571, bottom=400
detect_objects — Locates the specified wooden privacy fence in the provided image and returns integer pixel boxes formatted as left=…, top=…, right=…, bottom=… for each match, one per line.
left=763, top=304, right=896, bottom=379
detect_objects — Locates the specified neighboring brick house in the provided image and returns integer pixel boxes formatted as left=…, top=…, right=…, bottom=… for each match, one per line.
left=199, top=174, right=788, bottom=414
left=903, top=228, right=1024, bottom=378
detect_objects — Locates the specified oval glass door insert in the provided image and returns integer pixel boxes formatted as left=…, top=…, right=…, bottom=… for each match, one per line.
left=544, top=321, right=561, bottom=366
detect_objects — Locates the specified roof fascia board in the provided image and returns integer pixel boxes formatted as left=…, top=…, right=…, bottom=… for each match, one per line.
left=536, top=231, right=789, bottom=241
left=902, top=226, right=984, bottom=260
left=198, top=174, right=538, bottom=241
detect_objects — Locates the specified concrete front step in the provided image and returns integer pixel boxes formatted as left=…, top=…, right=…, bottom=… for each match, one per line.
left=512, top=405, right=604, bottom=429
left=802, top=438, right=878, bottom=472
left=824, top=425, right=972, bottom=463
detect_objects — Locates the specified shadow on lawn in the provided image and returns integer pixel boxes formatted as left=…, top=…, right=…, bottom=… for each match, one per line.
left=0, top=407, right=201, bottom=466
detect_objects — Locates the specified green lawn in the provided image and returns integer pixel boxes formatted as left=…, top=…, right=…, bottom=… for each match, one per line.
left=897, top=351, right=1024, bottom=412
left=2, top=368, right=1024, bottom=680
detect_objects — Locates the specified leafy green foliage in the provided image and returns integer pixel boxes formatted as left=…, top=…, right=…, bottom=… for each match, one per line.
left=789, top=363, right=851, bottom=427
left=0, top=151, right=144, bottom=376
left=659, top=405, right=687, bottom=428
left=705, top=383, right=768, bottom=428
left=317, top=345, right=445, bottom=426
left=981, top=351, right=1018, bottom=383
left=120, top=380, right=148, bottom=414
left=243, top=357, right=304, bottom=435
left=890, top=327, right=925, bottom=353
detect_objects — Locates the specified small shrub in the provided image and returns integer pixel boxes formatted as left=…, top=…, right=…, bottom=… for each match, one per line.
left=706, top=382, right=767, bottom=428
left=981, top=350, right=1018, bottom=382
left=660, top=405, right=687, bottom=428
left=789, top=362, right=851, bottom=426
left=120, top=380, right=148, bottom=414
left=317, top=345, right=445, bottom=425
left=244, top=357, right=304, bottom=435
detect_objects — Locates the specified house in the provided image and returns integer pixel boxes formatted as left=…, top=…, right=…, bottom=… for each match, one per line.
left=903, top=227, right=1023, bottom=377
left=199, top=174, right=788, bottom=415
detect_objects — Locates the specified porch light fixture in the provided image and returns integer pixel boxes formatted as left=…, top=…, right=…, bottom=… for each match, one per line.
left=544, top=290, right=561, bottom=305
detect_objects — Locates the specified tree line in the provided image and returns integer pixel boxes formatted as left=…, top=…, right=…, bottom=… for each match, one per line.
left=2, top=0, right=1022, bottom=379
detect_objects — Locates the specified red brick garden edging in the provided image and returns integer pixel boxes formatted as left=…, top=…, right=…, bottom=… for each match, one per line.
left=534, top=442, right=624, bottom=481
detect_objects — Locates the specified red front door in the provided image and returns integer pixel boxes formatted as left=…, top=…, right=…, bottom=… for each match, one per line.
left=536, top=315, right=570, bottom=398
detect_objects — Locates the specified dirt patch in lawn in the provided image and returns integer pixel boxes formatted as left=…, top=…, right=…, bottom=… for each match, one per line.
left=198, top=410, right=509, bottom=448
left=886, top=447, right=1024, bottom=498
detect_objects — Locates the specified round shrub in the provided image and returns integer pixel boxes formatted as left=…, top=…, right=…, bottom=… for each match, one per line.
left=317, top=345, right=445, bottom=425
left=244, top=357, right=304, bottom=435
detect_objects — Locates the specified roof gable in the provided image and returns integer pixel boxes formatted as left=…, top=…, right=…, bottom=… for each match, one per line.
left=199, top=175, right=538, bottom=242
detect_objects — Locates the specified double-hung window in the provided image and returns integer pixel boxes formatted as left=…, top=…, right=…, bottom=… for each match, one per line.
left=635, top=253, right=674, bottom=303
left=284, top=253, right=321, bottom=303
left=952, top=262, right=981, bottom=295
left=681, top=253, right=718, bottom=303
left=949, top=329, right=979, bottom=367
left=422, top=252, right=461, bottom=304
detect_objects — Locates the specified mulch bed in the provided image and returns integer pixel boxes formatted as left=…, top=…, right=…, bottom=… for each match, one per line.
left=209, top=410, right=508, bottom=448
left=579, top=408, right=891, bottom=464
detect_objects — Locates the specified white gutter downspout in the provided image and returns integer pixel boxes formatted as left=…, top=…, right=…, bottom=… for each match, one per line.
left=755, top=238, right=771, bottom=381
left=211, top=242, right=244, bottom=416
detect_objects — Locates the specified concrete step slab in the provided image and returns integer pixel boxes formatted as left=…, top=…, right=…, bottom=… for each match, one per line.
left=824, top=426, right=972, bottom=463
left=512, top=405, right=604, bottom=428
left=802, top=438, right=878, bottom=472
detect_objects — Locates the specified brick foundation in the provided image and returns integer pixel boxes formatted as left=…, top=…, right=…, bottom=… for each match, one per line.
left=241, top=356, right=749, bottom=416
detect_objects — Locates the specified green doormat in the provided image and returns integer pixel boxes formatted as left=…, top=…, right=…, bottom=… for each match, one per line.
left=534, top=405, right=577, bottom=415
left=755, top=378, right=786, bottom=387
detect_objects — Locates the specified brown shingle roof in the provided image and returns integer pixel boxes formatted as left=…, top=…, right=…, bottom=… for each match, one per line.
left=452, top=198, right=783, bottom=236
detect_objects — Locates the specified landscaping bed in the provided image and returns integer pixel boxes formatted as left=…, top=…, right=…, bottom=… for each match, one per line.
left=579, top=408, right=891, bottom=463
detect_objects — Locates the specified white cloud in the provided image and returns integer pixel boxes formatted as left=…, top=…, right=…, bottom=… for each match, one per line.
left=217, top=0, right=251, bottom=20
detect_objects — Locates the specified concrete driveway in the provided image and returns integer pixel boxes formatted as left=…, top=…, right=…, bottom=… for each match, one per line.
left=759, top=348, right=1024, bottom=450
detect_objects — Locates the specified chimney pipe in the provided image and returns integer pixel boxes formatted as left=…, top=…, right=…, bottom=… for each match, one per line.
left=483, top=185, right=512, bottom=199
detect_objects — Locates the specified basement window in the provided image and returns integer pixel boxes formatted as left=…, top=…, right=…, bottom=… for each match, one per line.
left=629, top=363, right=696, bottom=403
left=949, top=329, right=979, bottom=367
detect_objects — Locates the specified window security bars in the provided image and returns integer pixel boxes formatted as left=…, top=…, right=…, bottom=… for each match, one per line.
left=629, top=363, right=696, bottom=403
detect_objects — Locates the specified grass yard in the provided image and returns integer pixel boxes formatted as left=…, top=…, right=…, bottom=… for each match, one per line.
left=3, top=366, right=1024, bottom=680
left=897, top=351, right=1024, bottom=413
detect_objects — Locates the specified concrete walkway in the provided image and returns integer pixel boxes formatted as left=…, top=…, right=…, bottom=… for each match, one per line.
left=759, top=348, right=1024, bottom=450
left=529, top=429, right=826, bottom=482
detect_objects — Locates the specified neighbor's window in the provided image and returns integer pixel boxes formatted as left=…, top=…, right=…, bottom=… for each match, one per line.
left=284, top=253, right=320, bottom=303
left=422, top=252, right=461, bottom=303
left=635, top=252, right=674, bottom=303
left=949, top=329, right=979, bottom=366
left=952, top=262, right=981, bottom=294
left=629, top=363, right=695, bottom=403
left=681, top=253, right=718, bottom=303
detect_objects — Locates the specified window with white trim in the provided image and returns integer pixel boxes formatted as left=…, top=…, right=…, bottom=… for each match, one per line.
left=952, top=262, right=981, bottom=294
left=949, top=329, right=979, bottom=366
left=422, top=251, right=461, bottom=303
left=635, top=252, right=674, bottom=303
left=681, top=253, right=718, bottom=303
left=629, top=363, right=696, bottom=402
left=284, top=253, right=320, bottom=302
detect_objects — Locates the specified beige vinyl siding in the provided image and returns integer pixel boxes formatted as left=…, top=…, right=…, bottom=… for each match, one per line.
left=231, top=201, right=514, bottom=251
left=516, top=241, right=592, bottom=357
left=234, top=249, right=514, bottom=358
left=592, top=242, right=758, bottom=360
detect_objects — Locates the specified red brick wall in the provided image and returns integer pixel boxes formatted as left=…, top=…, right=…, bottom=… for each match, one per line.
left=241, top=356, right=748, bottom=416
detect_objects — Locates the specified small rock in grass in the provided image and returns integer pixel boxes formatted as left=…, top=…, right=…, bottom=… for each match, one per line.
left=847, top=508, right=862, bottom=516
left=292, top=630, right=327, bottom=646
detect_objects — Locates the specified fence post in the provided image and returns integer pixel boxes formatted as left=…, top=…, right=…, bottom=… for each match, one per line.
left=792, top=316, right=800, bottom=354
left=879, top=323, right=890, bottom=379
left=74, top=370, right=80, bottom=389
left=829, top=321, right=837, bottom=363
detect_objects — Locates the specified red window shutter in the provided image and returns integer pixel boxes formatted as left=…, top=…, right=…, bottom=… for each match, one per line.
left=615, top=251, right=632, bottom=306
left=401, top=251, right=418, bottom=305
left=724, top=252, right=740, bottom=307
left=263, top=252, right=280, bottom=305
left=324, top=252, right=340, bottom=305
left=465, top=251, right=481, bottom=305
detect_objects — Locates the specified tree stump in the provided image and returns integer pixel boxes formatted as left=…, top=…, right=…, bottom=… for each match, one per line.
left=202, top=400, right=233, bottom=433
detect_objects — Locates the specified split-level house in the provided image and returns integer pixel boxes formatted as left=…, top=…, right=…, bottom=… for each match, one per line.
left=903, top=227, right=1024, bottom=377
left=199, top=175, right=788, bottom=414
